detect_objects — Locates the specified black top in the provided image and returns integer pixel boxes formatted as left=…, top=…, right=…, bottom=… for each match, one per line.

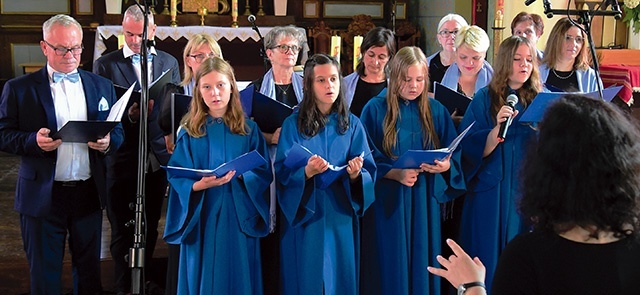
left=251, top=77, right=298, bottom=108
left=545, top=69, right=579, bottom=92
left=428, top=52, right=450, bottom=93
left=350, top=78, right=387, bottom=117
left=492, top=230, right=640, bottom=295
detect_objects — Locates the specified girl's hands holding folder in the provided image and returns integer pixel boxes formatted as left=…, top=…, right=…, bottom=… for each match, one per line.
left=192, top=170, right=236, bottom=191
left=305, top=155, right=329, bottom=179
left=347, top=155, right=364, bottom=180
left=420, top=155, right=451, bottom=174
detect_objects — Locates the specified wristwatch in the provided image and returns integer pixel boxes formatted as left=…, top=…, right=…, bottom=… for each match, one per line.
left=457, top=281, right=486, bottom=295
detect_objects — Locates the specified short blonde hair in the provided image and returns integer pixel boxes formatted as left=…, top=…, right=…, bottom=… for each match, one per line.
left=181, top=33, right=223, bottom=86
left=455, top=25, right=490, bottom=53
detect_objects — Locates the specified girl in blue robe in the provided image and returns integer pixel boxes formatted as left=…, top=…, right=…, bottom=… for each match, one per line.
left=457, top=36, right=543, bottom=290
left=274, top=54, right=376, bottom=295
left=360, top=46, right=465, bottom=295
left=163, top=57, right=272, bottom=295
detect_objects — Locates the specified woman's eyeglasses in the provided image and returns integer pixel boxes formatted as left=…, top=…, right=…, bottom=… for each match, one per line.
left=272, top=44, right=300, bottom=54
left=188, top=52, right=217, bottom=63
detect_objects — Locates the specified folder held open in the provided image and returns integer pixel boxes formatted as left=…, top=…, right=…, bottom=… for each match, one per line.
left=392, top=122, right=474, bottom=168
left=239, top=85, right=294, bottom=133
left=50, top=121, right=119, bottom=143
left=163, top=150, right=267, bottom=180
left=283, top=143, right=364, bottom=189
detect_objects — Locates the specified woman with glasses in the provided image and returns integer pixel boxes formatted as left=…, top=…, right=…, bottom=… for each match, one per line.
left=538, top=18, right=602, bottom=92
left=457, top=36, right=542, bottom=291
left=242, top=25, right=306, bottom=295
left=157, top=32, right=223, bottom=295
left=510, top=12, right=545, bottom=61
left=343, top=27, right=396, bottom=117
left=158, top=33, right=223, bottom=153
left=427, top=13, right=469, bottom=93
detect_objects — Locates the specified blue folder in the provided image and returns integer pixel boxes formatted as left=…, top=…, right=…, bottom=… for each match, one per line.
left=392, top=122, right=474, bottom=168
left=170, top=93, right=192, bottom=143
left=163, top=150, right=267, bottom=180
left=51, top=120, right=119, bottom=143
left=239, top=85, right=294, bottom=133
left=519, top=86, right=623, bottom=123
left=283, top=143, right=363, bottom=189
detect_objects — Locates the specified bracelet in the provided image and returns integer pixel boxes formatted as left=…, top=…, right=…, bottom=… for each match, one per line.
left=457, top=281, right=486, bottom=295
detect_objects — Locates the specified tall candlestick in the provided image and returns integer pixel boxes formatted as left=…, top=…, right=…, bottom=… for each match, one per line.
left=353, top=35, right=363, bottom=72
left=170, top=0, right=177, bottom=27
left=231, top=0, right=238, bottom=27
left=331, top=36, right=341, bottom=63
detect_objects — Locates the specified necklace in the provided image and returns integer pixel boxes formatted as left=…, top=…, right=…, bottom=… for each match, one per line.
left=552, top=68, right=575, bottom=80
left=276, top=83, right=291, bottom=95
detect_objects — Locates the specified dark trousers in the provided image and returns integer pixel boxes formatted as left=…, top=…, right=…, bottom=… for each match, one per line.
left=20, top=179, right=102, bottom=295
left=106, top=168, right=167, bottom=293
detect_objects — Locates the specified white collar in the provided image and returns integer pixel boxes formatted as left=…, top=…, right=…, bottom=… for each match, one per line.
left=122, top=43, right=157, bottom=59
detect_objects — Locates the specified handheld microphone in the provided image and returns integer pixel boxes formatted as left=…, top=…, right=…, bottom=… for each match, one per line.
left=248, top=14, right=256, bottom=24
left=497, top=94, right=519, bottom=142
left=524, top=0, right=536, bottom=6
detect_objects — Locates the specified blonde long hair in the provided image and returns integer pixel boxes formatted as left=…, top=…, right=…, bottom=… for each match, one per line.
left=382, top=46, right=439, bottom=158
left=182, top=57, right=247, bottom=137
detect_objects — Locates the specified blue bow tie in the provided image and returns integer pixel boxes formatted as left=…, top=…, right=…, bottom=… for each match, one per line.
left=131, top=54, right=154, bottom=64
left=52, top=72, right=80, bottom=83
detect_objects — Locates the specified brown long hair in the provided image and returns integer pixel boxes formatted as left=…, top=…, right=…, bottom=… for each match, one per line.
left=541, top=17, right=590, bottom=71
left=488, top=36, right=542, bottom=122
left=182, top=57, right=247, bottom=137
left=382, top=46, right=439, bottom=159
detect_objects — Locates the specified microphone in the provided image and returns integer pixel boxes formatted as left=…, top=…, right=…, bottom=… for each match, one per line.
left=543, top=0, right=553, bottom=18
left=248, top=14, right=256, bottom=24
left=609, top=0, right=622, bottom=20
left=524, top=0, right=536, bottom=6
left=497, top=94, right=519, bottom=142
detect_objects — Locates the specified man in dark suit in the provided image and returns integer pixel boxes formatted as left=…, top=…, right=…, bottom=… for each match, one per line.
left=92, top=4, right=180, bottom=294
left=0, top=14, right=123, bottom=294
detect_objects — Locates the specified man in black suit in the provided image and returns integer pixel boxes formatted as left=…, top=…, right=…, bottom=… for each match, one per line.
left=93, top=4, right=180, bottom=295
left=0, top=14, right=124, bottom=294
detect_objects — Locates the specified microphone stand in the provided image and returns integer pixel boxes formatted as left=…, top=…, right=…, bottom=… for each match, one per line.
left=130, top=1, right=152, bottom=294
left=541, top=0, right=622, bottom=100
left=249, top=16, right=271, bottom=73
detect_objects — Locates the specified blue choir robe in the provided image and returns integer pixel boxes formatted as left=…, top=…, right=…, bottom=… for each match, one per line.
left=274, top=110, right=377, bottom=295
left=457, top=86, right=537, bottom=290
left=359, top=89, right=465, bottom=295
left=163, top=117, right=272, bottom=295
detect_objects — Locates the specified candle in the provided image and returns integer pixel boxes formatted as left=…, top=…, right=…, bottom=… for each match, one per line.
left=232, top=0, right=238, bottom=18
left=170, top=0, right=177, bottom=24
left=353, top=35, right=363, bottom=71
left=331, top=36, right=341, bottom=62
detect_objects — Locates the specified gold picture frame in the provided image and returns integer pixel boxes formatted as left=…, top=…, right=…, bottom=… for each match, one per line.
left=76, top=0, right=93, bottom=15
left=303, top=1, right=318, bottom=18
left=182, top=0, right=219, bottom=13
left=323, top=1, right=383, bottom=19
left=1, top=0, right=69, bottom=14
left=395, top=2, right=406, bottom=20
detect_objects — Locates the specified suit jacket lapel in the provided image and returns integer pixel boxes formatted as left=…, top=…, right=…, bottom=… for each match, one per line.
left=116, top=51, right=139, bottom=90
left=34, top=67, right=59, bottom=131
left=152, top=53, right=163, bottom=82
left=79, top=70, right=99, bottom=120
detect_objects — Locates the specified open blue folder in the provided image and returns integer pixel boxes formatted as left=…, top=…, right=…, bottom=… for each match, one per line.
left=283, top=143, right=364, bottom=189
left=392, top=122, right=474, bottom=169
left=239, top=85, right=294, bottom=133
left=51, top=120, right=119, bottom=143
left=434, top=82, right=472, bottom=115
left=519, top=86, right=623, bottom=123
left=162, top=150, right=267, bottom=180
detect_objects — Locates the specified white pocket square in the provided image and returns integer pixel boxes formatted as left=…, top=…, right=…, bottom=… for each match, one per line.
left=98, top=97, right=110, bottom=111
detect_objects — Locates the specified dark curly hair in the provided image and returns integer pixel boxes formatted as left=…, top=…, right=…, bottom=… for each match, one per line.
left=519, top=94, right=640, bottom=240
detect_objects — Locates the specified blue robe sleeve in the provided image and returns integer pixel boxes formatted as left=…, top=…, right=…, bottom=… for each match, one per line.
left=275, top=114, right=317, bottom=226
left=458, top=87, right=502, bottom=192
left=341, top=115, right=376, bottom=216
left=163, top=129, right=206, bottom=244
left=429, top=99, right=466, bottom=202
left=231, top=121, right=272, bottom=237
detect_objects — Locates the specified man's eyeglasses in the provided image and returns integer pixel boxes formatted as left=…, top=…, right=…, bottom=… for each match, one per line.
left=188, top=52, right=217, bottom=63
left=564, top=35, right=584, bottom=44
left=438, top=30, right=459, bottom=37
left=43, top=40, right=83, bottom=56
left=272, top=44, right=300, bottom=54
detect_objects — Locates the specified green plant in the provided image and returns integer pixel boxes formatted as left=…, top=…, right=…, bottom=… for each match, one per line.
left=623, top=0, right=640, bottom=34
